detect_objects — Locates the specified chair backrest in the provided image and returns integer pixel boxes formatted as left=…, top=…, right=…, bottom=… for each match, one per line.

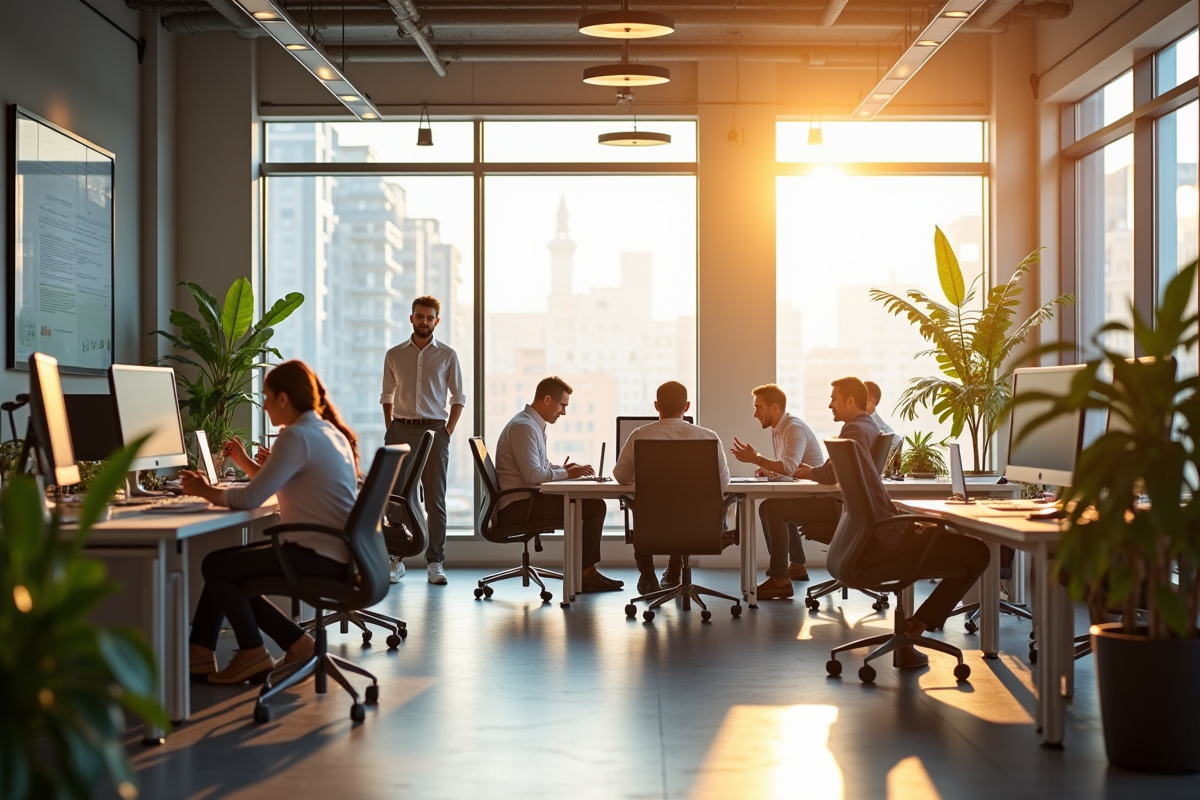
left=825, top=438, right=891, bottom=587
left=383, top=429, right=434, bottom=557
left=630, top=439, right=726, bottom=556
left=345, top=445, right=409, bottom=607
left=869, top=430, right=894, bottom=476
left=469, top=436, right=501, bottom=531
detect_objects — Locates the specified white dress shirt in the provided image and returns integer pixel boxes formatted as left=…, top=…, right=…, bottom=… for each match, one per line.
left=772, top=412, right=825, bottom=477
left=871, top=411, right=895, bottom=435
left=379, top=336, right=466, bottom=422
left=612, top=417, right=730, bottom=488
left=224, top=411, right=359, bottom=563
left=494, top=405, right=568, bottom=509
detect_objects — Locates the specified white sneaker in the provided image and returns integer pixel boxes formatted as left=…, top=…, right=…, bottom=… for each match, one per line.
left=427, top=562, right=448, bottom=585
left=389, top=556, right=405, bottom=584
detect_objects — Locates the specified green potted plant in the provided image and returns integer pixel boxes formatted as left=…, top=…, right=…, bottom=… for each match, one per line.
left=870, top=227, right=1073, bottom=473
left=1014, top=259, right=1200, bottom=773
left=150, top=278, right=303, bottom=455
left=899, top=431, right=947, bottom=478
left=0, top=438, right=170, bottom=798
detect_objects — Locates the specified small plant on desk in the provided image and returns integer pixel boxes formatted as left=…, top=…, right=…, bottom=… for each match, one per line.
left=900, top=431, right=948, bottom=478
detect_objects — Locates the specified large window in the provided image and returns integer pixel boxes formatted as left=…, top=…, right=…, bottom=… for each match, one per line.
left=263, top=120, right=697, bottom=532
left=777, top=122, right=988, bottom=464
left=1077, top=134, right=1134, bottom=357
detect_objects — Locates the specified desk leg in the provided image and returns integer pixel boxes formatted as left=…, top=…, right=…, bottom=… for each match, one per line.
left=980, top=541, right=1001, bottom=659
left=148, top=542, right=169, bottom=744
left=742, top=498, right=757, bottom=608
left=572, top=499, right=584, bottom=597
left=165, top=539, right=191, bottom=725
left=561, top=495, right=573, bottom=606
left=1062, top=590, right=1076, bottom=700
left=1035, top=541, right=1066, bottom=748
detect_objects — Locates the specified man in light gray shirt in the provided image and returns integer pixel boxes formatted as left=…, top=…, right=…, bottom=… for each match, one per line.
left=731, top=383, right=826, bottom=582
left=865, top=381, right=895, bottom=435
left=613, top=381, right=729, bottom=594
left=495, top=376, right=623, bottom=593
left=381, top=295, right=466, bottom=585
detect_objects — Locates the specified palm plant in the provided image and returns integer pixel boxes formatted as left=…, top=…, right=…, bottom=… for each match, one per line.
left=899, top=431, right=948, bottom=476
left=870, top=227, right=1073, bottom=472
left=150, top=279, right=303, bottom=451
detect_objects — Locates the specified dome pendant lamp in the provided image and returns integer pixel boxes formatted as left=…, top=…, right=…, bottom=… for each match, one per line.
left=599, top=95, right=671, bottom=147
left=583, top=40, right=670, bottom=87
left=579, top=0, right=674, bottom=39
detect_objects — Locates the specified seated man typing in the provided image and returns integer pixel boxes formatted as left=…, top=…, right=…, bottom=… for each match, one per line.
left=612, top=381, right=730, bottom=594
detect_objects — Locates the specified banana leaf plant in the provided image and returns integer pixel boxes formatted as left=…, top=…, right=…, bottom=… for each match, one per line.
left=1013, top=260, right=1200, bottom=641
left=0, top=436, right=170, bottom=799
left=870, top=226, right=1073, bottom=472
left=149, top=279, right=303, bottom=451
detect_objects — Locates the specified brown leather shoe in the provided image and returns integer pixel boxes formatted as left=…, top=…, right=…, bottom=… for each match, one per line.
left=282, top=634, right=315, bottom=668
left=208, top=648, right=276, bottom=685
left=581, top=570, right=624, bottom=592
left=788, top=562, right=810, bottom=581
left=756, top=578, right=794, bottom=600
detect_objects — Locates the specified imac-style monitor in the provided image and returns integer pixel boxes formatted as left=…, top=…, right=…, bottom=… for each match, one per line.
left=1005, top=365, right=1086, bottom=486
left=27, top=353, right=81, bottom=487
left=108, top=365, right=188, bottom=472
left=64, top=394, right=121, bottom=462
left=616, top=415, right=694, bottom=459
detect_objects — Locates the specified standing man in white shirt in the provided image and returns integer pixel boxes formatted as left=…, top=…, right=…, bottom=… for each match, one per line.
left=495, top=376, right=623, bottom=593
left=612, top=381, right=730, bottom=594
left=381, top=295, right=466, bottom=585
left=730, top=383, right=826, bottom=582
left=865, top=381, right=895, bottom=435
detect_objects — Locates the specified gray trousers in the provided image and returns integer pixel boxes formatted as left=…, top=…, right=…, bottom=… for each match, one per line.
left=385, top=420, right=451, bottom=564
left=759, top=497, right=840, bottom=578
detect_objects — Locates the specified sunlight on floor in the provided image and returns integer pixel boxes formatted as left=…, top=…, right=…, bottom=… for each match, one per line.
left=918, top=654, right=1034, bottom=725
left=689, top=705, right=843, bottom=800
left=887, top=756, right=943, bottom=799
left=796, top=606, right=891, bottom=641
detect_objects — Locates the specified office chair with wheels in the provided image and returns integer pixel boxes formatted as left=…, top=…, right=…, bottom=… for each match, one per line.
left=939, top=545, right=1033, bottom=634
left=621, top=439, right=743, bottom=622
left=468, top=436, right=562, bottom=602
left=245, top=445, right=407, bottom=724
left=821, top=438, right=971, bottom=684
left=299, top=429, right=434, bottom=649
left=805, top=431, right=898, bottom=612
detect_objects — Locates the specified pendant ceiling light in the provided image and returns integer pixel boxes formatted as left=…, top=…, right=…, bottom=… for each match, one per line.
left=579, top=0, right=674, bottom=39
left=807, top=116, right=823, bottom=146
left=599, top=92, right=671, bottom=147
left=416, top=105, right=433, bottom=146
left=582, top=39, right=670, bottom=86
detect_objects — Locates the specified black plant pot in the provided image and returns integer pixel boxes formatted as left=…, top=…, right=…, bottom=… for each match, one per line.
left=1092, top=622, right=1200, bottom=773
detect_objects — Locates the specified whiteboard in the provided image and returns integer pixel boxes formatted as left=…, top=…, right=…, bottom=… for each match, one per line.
left=9, top=106, right=115, bottom=375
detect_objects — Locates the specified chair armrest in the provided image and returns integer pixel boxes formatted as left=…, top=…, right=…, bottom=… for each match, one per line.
left=263, top=523, right=356, bottom=586
left=722, top=492, right=744, bottom=511
left=497, top=487, right=543, bottom=500
left=620, top=495, right=635, bottom=543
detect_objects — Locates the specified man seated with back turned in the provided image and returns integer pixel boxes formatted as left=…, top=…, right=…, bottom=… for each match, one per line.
left=757, top=377, right=882, bottom=601
left=613, top=381, right=730, bottom=595
left=730, top=383, right=825, bottom=582
left=495, top=375, right=623, bottom=592
left=864, top=380, right=895, bottom=435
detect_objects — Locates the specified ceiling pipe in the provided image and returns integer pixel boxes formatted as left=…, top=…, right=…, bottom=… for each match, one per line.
left=820, top=0, right=851, bottom=28
left=965, top=0, right=1025, bottom=29
left=384, top=0, right=448, bottom=76
left=327, top=43, right=896, bottom=65
left=203, top=0, right=261, bottom=38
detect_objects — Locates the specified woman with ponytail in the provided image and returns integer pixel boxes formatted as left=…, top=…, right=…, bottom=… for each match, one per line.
left=181, top=360, right=361, bottom=685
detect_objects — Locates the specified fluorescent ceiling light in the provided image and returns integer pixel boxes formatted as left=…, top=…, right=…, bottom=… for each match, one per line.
left=850, top=0, right=977, bottom=119
left=232, top=0, right=381, bottom=121
left=582, top=63, right=670, bottom=86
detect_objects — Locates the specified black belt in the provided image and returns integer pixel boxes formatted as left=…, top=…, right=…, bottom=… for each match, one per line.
left=393, top=418, right=442, bottom=427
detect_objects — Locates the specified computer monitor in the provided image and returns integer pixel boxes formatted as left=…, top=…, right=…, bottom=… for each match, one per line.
left=64, top=393, right=121, bottom=462
left=1005, top=364, right=1087, bottom=486
left=26, top=353, right=81, bottom=487
left=616, top=415, right=694, bottom=459
left=108, top=364, right=188, bottom=472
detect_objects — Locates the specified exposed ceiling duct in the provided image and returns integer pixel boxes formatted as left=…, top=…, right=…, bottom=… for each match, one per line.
left=383, top=0, right=447, bottom=75
left=326, top=42, right=896, bottom=65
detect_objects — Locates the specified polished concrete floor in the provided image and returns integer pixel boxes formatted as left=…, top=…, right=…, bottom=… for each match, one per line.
left=112, top=568, right=1200, bottom=800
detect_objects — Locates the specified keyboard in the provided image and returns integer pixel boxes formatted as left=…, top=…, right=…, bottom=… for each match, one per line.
left=980, top=499, right=1051, bottom=512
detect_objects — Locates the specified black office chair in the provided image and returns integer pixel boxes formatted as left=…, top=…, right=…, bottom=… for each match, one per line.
left=939, top=544, right=1033, bottom=634
left=468, top=436, right=562, bottom=602
left=298, top=429, right=434, bottom=649
left=245, top=445, right=408, bottom=723
left=621, top=439, right=743, bottom=622
left=805, top=431, right=897, bottom=612
left=822, top=438, right=971, bottom=683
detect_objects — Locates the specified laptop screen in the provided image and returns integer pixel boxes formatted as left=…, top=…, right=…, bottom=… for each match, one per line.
left=193, top=429, right=220, bottom=484
left=949, top=442, right=969, bottom=500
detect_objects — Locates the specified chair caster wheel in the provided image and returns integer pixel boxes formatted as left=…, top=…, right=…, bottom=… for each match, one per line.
left=362, top=630, right=373, bottom=644
left=730, top=604, right=742, bottom=618
left=386, top=634, right=402, bottom=649
left=625, top=604, right=638, bottom=618
left=253, top=704, right=271, bottom=724
left=953, top=663, right=971, bottom=681
left=643, top=610, right=655, bottom=622
left=964, top=621, right=979, bottom=635
left=701, top=610, right=712, bottom=622
left=365, top=685, right=379, bottom=705
left=483, top=586, right=494, bottom=598
left=1030, top=630, right=1037, bottom=640
left=858, top=665, right=877, bottom=684
left=474, top=587, right=484, bottom=599
left=540, top=590, right=553, bottom=602
left=350, top=703, right=365, bottom=723
left=871, top=602, right=885, bottom=611
left=805, top=598, right=819, bottom=611
left=398, top=627, right=408, bottom=639
left=826, top=659, right=842, bottom=677
left=1029, top=647, right=1038, bottom=664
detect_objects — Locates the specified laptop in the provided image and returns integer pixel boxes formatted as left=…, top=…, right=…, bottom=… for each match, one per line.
left=193, top=430, right=249, bottom=486
left=946, top=442, right=973, bottom=503
left=563, top=442, right=612, bottom=482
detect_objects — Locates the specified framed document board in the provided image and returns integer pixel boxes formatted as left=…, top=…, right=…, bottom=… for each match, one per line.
left=8, top=106, right=115, bottom=375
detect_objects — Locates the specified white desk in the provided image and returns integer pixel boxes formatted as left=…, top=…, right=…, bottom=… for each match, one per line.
left=79, top=503, right=279, bottom=740
left=540, top=477, right=1022, bottom=607
left=894, top=499, right=1070, bottom=748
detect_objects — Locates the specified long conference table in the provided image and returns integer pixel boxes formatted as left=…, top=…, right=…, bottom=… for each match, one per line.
left=74, top=502, right=279, bottom=742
